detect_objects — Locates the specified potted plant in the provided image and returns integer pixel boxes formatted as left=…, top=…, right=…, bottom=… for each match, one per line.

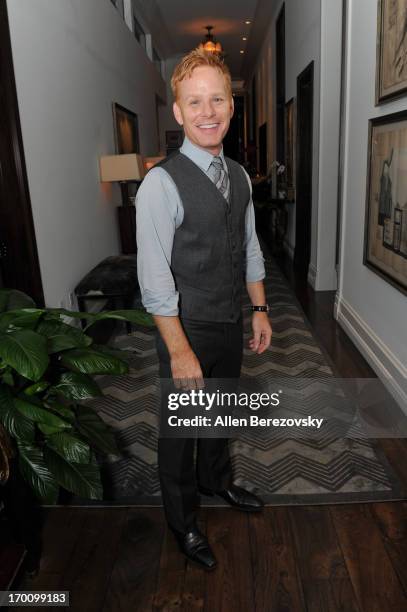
left=0, top=288, right=153, bottom=504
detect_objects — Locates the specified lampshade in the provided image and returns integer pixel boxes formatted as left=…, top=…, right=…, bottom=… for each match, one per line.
left=144, top=156, right=165, bottom=171
left=99, top=154, right=145, bottom=182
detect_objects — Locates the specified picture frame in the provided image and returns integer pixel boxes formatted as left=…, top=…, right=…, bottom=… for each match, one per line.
left=112, top=102, right=140, bottom=154
left=284, top=98, right=296, bottom=201
left=363, top=110, right=407, bottom=295
left=375, top=0, right=407, bottom=104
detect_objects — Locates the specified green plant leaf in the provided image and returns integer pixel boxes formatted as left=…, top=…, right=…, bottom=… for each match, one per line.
left=36, top=319, right=92, bottom=353
left=76, top=405, right=119, bottom=455
left=0, top=386, right=35, bottom=442
left=24, top=381, right=49, bottom=396
left=60, top=348, right=128, bottom=375
left=44, top=401, right=75, bottom=422
left=46, top=432, right=90, bottom=464
left=1, top=368, right=14, bottom=386
left=51, top=372, right=102, bottom=400
left=45, top=308, right=95, bottom=320
left=18, top=443, right=59, bottom=503
left=0, top=329, right=49, bottom=381
left=44, top=446, right=103, bottom=500
left=0, top=289, right=36, bottom=312
left=84, top=309, right=154, bottom=330
left=0, top=309, right=45, bottom=332
left=38, top=423, right=68, bottom=436
left=14, top=397, right=71, bottom=430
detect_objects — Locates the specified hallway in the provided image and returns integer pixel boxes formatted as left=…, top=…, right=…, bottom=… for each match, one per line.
left=14, top=262, right=407, bottom=611
left=1, top=1, right=406, bottom=609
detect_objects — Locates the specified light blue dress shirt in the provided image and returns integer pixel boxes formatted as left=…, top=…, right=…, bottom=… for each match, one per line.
left=136, top=136, right=265, bottom=316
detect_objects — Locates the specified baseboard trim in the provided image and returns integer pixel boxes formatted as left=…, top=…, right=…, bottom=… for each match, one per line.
left=336, top=295, right=407, bottom=412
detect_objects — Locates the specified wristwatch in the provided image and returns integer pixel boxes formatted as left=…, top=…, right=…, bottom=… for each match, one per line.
left=251, top=305, right=270, bottom=312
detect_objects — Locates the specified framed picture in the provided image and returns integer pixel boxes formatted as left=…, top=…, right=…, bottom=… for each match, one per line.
left=284, top=98, right=296, bottom=201
left=376, top=0, right=407, bottom=104
left=112, top=103, right=140, bottom=154
left=363, top=110, right=407, bottom=295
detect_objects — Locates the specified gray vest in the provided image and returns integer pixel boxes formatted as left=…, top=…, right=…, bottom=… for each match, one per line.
left=158, top=151, right=250, bottom=323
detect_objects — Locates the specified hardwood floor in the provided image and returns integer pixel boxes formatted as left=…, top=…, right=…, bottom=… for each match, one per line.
left=12, top=258, right=407, bottom=612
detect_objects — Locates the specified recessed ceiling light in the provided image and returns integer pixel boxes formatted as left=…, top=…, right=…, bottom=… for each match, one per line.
left=245, top=20, right=251, bottom=25
left=242, top=37, right=247, bottom=41
left=240, top=50, right=244, bottom=54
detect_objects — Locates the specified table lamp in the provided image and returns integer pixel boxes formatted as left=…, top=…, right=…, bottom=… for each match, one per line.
left=99, top=154, right=145, bottom=253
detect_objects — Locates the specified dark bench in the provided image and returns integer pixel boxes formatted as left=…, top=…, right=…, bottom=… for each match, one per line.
left=75, top=255, right=140, bottom=333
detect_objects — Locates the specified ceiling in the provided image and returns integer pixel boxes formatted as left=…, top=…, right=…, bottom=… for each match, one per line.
left=154, top=0, right=267, bottom=79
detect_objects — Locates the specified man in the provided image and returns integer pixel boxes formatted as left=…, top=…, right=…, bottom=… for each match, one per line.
left=136, top=49, right=272, bottom=570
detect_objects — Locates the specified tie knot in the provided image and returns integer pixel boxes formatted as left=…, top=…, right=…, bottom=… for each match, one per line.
left=211, top=156, right=223, bottom=169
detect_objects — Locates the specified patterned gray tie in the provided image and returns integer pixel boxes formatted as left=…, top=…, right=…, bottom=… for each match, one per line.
left=209, top=156, right=230, bottom=202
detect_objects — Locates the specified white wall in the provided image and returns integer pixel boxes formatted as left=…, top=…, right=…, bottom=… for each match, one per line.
left=7, top=0, right=166, bottom=308
left=249, top=0, right=322, bottom=271
left=249, top=0, right=344, bottom=291
left=336, top=0, right=407, bottom=408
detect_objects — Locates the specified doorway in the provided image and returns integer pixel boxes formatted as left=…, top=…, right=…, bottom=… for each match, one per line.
left=276, top=4, right=286, bottom=165
left=294, top=61, right=314, bottom=276
left=223, top=95, right=245, bottom=163
left=258, top=122, right=268, bottom=176
left=0, top=3, right=44, bottom=305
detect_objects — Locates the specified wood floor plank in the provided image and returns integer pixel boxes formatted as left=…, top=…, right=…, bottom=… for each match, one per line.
left=370, top=502, right=407, bottom=597
left=16, top=508, right=86, bottom=593
left=289, top=506, right=361, bottom=611
left=331, top=503, right=407, bottom=612
left=0, top=543, right=25, bottom=590
left=102, top=508, right=165, bottom=612
left=61, top=508, right=127, bottom=612
left=205, top=509, right=255, bottom=612
left=152, top=518, right=186, bottom=611
left=181, top=510, right=207, bottom=612
left=377, top=439, right=407, bottom=489
left=249, top=507, right=306, bottom=612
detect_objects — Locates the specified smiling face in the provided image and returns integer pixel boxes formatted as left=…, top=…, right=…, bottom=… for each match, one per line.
left=173, top=65, right=234, bottom=155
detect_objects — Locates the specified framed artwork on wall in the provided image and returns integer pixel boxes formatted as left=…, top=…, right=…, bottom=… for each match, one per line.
left=363, top=110, right=407, bottom=295
left=112, top=103, right=140, bottom=154
left=285, top=98, right=296, bottom=201
left=376, top=0, right=407, bottom=104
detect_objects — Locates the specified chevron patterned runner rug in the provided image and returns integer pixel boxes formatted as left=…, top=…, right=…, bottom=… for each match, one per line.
left=84, top=258, right=405, bottom=506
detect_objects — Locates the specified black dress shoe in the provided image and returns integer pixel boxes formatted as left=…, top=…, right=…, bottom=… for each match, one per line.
left=173, top=526, right=217, bottom=570
left=199, top=483, right=264, bottom=512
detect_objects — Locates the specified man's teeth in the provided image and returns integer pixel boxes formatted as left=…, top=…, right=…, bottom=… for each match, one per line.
left=198, top=124, right=218, bottom=129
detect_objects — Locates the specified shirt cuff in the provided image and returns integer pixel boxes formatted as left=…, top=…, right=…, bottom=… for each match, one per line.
left=245, top=256, right=266, bottom=283
left=141, top=290, right=179, bottom=317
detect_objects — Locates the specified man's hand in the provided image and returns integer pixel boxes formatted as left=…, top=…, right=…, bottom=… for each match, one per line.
left=249, top=312, right=272, bottom=354
left=171, top=348, right=204, bottom=390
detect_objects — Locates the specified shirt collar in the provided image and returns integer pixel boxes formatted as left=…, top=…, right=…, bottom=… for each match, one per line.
left=180, top=135, right=226, bottom=173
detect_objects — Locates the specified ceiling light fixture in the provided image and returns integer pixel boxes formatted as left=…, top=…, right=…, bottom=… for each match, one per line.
left=245, top=20, right=251, bottom=25
left=198, top=25, right=223, bottom=54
